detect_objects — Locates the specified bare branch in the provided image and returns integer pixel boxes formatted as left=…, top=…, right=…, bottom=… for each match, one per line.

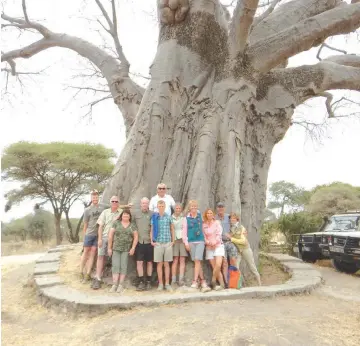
left=94, top=0, right=130, bottom=69
left=250, top=0, right=342, bottom=44
left=323, top=54, right=360, bottom=68
left=249, top=3, right=360, bottom=72
left=253, top=0, right=281, bottom=27
left=230, top=0, right=260, bottom=56
left=316, top=43, right=347, bottom=61
left=22, top=0, right=29, bottom=22
left=318, top=92, right=335, bottom=117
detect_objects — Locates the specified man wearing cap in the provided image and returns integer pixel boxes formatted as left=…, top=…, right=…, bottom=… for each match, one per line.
left=149, top=183, right=176, bottom=216
left=91, top=196, right=132, bottom=289
left=215, top=202, right=239, bottom=287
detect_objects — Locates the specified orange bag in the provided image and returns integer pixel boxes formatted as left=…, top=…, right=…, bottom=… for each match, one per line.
left=228, top=265, right=242, bottom=289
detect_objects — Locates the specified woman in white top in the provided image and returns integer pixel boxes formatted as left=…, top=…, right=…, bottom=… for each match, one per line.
left=171, top=203, right=187, bottom=286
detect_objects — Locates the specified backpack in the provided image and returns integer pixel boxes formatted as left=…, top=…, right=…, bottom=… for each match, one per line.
left=228, top=265, right=242, bottom=289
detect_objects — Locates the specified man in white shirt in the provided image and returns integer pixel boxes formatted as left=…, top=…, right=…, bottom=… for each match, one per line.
left=149, top=183, right=176, bottom=215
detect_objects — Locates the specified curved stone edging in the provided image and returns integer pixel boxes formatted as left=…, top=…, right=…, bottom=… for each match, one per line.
left=33, top=246, right=322, bottom=315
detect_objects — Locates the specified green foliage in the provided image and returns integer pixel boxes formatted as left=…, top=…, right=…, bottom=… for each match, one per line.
left=306, top=182, right=360, bottom=216
left=2, top=141, right=115, bottom=244
left=260, top=221, right=278, bottom=251
left=27, top=209, right=54, bottom=244
left=2, top=215, right=32, bottom=241
left=277, top=212, right=323, bottom=254
left=268, top=180, right=307, bottom=215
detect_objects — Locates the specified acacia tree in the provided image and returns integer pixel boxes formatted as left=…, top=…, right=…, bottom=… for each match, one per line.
left=2, top=142, right=115, bottom=244
left=2, top=0, right=360, bottom=260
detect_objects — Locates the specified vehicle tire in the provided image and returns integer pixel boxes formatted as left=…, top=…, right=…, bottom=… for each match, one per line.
left=331, top=259, right=358, bottom=274
left=300, top=252, right=317, bottom=263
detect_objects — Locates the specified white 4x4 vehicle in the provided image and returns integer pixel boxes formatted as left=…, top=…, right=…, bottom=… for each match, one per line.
left=328, top=230, right=360, bottom=274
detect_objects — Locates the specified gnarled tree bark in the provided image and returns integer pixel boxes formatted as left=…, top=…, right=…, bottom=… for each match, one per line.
left=2, top=0, right=360, bottom=278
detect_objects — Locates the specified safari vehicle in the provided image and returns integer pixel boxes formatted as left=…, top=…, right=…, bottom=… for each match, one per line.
left=298, top=212, right=360, bottom=263
left=328, top=231, right=360, bottom=274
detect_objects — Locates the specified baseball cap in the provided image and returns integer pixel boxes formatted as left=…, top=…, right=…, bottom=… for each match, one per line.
left=217, top=202, right=225, bottom=208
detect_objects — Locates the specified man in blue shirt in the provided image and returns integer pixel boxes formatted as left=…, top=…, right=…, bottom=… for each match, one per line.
left=150, top=200, right=175, bottom=291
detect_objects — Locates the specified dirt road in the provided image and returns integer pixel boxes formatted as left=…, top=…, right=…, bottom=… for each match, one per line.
left=1, top=256, right=359, bottom=346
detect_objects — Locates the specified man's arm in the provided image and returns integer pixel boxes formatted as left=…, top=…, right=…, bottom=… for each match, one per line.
left=150, top=224, right=155, bottom=246
left=107, top=227, right=115, bottom=256
left=83, top=209, right=90, bottom=234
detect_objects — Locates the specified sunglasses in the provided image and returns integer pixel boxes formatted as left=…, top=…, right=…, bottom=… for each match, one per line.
left=111, top=201, right=119, bottom=203
left=158, top=187, right=166, bottom=190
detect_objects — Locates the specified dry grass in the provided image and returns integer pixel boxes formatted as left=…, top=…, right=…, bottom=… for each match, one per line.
left=1, top=240, right=51, bottom=256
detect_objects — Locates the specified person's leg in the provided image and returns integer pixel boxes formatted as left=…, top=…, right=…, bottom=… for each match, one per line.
left=229, top=257, right=238, bottom=266
left=194, top=260, right=201, bottom=282
left=242, top=248, right=261, bottom=286
left=86, top=245, right=97, bottom=277
left=145, top=243, right=154, bottom=288
left=171, top=256, right=179, bottom=284
left=164, top=262, right=170, bottom=286
left=208, top=258, right=216, bottom=286
left=110, top=250, right=120, bottom=292
left=80, top=246, right=90, bottom=277
left=179, top=256, right=186, bottom=285
left=136, top=260, right=144, bottom=277
left=117, top=251, right=129, bottom=293
left=157, top=262, right=164, bottom=286
left=214, top=256, right=225, bottom=287
left=221, top=244, right=229, bottom=285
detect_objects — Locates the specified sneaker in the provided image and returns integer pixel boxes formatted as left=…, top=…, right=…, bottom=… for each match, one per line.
left=171, top=282, right=178, bottom=289
left=211, top=281, right=217, bottom=290
left=165, top=284, right=173, bottom=292
left=109, top=284, right=118, bottom=293
left=82, top=273, right=91, bottom=283
left=116, top=284, right=124, bottom=294
left=137, top=281, right=145, bottom=291
left=92, top=278, right=101, bottom=290
left=215, top=285, right=225, bottom=291
left=190, top=281, right=199, bottom=289
left=79, top=273, right=84, bottom=282
left=178, top=279, right=185, bottom=287
left=201, top=281, right=211, bottom=293
left=145, top=281, right=152, bottom=291
left=157, top=285, right=164, bottom=291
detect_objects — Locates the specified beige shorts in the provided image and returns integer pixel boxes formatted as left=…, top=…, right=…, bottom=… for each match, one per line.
left=154, top=242, right=173, bottom=263
left=173, top=240, right=188, bottom=257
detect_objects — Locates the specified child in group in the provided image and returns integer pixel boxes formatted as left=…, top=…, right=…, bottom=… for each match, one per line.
left=228, top=212, right=261, bottom=286
left=171, top=203, right=187, bottom=287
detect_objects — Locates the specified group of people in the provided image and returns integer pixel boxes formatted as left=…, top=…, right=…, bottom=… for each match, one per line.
left=79, top=183, right=261, bottom=294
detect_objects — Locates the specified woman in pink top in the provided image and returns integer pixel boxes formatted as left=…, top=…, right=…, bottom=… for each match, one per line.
left=203, top=208, right=225, bottom=290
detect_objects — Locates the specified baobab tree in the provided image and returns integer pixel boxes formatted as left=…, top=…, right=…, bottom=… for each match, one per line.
left=2, top=0, right=360, bottom=262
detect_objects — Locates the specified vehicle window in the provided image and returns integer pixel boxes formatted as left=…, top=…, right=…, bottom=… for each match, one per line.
left=324, top=216, right=360, bottom=232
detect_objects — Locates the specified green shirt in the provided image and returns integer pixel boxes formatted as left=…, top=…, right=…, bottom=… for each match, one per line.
left=133, top=210, right=152, bottom=244
left=97, top=208, right=122, bottom=237
left=112, top=221, right=136, bottom=252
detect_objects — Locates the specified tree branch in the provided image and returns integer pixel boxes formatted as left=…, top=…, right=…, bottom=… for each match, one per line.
left=249, top=3, right=360, bottom=72
left=253, top=0, right=281, bottom=27
left=323, top=54, right=360, bottom=68
left=230, top=0, right=260, bottom=56
left=267, top=62, right=360, bottom=106
left=1, top=10, right=143, bottom=134
left=250, top=0, right=342, bottom=44
left=316, top=42, right=347, bottom=61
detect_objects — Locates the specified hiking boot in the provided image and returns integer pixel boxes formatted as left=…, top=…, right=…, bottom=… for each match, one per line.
left=92, top=278, right=101, bottom=290
left=178, top=279, right=185, bottom=287
left=215, top=285, right=225, bottom=291
left=109, top=284, right=118, bottom=293
left=116, top=284, right=124, bottom=294
left=145, top=281, right=152, bottom=291
left=165, top=284, right=173, bottom=292
left=157, top=285, right=164, bottom=291
left=136, top=281, right=145, bottom=291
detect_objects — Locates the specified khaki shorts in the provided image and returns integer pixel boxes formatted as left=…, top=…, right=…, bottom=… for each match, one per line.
left=154, top=242, right=173, bottom=263
left=173, top=240, right=188, bottom=257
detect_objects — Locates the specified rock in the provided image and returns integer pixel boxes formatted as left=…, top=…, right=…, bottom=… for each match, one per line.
left=34, top=262, right=60, bottom=275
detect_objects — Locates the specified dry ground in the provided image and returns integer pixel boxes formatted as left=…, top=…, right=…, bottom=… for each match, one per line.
left=2, top=256, right=360, bottom=346
left=1, top=240, right=51, bottom=256
left=58, top=246, right=289, bottom=295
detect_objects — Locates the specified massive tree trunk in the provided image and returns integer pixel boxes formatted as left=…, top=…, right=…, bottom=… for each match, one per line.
left=2, top=0, right=360, bottom=275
